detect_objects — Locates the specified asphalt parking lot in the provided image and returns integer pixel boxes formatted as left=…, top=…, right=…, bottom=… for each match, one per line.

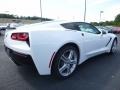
left=0, top=35, right=120, bottom=90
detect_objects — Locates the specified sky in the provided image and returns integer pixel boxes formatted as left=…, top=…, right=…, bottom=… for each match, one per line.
left=0, top=0, right=120, bottom=22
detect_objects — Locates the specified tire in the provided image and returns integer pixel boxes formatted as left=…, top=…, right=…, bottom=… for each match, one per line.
left=110, top=39, right=117, bottom=54
left=51, top=45, right=79, bottom=79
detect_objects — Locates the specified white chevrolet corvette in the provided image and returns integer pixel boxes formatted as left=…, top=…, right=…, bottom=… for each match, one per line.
left=4, top=21, right=117, bottom=79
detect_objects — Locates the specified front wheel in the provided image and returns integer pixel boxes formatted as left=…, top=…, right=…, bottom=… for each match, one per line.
left=51, top=45, right=79, bottom=79
left=110, top=39, right=117, bottom=54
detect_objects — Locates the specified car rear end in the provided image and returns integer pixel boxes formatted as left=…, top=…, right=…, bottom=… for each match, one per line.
left=4, top=31, right=34, bottom=66
left=4, top=21, right=74, bottom=75
left=3, top=22, right=61, bottom=75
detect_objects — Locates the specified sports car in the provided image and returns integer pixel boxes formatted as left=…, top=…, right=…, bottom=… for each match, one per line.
left=4, top=21, right=117, bottom=79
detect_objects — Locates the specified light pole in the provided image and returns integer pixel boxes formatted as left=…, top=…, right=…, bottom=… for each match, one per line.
left=84, top=0, right=86, bottom=22
left=99, top=11, right=104, bottom=23
left=40, top=0, right=43, bottom=22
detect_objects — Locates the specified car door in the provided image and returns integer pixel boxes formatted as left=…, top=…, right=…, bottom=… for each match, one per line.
left=78, top=23, right=104, bottom=57
left=100, top=30, right=112, bottom=48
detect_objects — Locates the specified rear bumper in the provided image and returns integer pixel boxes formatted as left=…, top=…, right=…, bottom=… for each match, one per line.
left=5, top=46, right=34, bottom=66
left=4, top=44, right=52, bottom=75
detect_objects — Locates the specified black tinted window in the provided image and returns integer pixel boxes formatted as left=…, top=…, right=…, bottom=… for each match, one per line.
left=61, top=23, right=79, bottom=30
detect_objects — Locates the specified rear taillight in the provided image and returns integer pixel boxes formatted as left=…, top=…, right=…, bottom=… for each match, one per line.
left=11, top=33, right=29, bottom=41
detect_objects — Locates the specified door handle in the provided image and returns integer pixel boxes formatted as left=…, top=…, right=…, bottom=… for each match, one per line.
left=81, top=33, right=84, bottom=36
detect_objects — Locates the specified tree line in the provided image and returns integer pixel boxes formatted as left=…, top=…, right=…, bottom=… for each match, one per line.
left=91, top=14, right=120, bottom=26
left=1, top=13, right=120, bottom=26
left=0, top=13, right=52, bottom=21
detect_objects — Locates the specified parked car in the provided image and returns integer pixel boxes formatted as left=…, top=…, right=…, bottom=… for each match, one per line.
left=4, top=21, right=117, bottom=79
left=112, top=27, right=120, bottom=34
left=0, top=24, right=8, bottom=36
left=96, top=26, right=113, bottom=33
left=0, top=23, right=24, bottom=35
left=0, top=25, right=7, bottom=30
left=0, top=29, right=5, bottom=36
left=7, top=23, right=24, bottom=29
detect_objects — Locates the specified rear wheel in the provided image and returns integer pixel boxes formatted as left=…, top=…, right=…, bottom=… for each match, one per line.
left=51, top=45, right=79, bottom=79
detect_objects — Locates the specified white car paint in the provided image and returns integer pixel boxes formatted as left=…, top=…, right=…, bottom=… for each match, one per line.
left=4, top=20, right=117, bottom=75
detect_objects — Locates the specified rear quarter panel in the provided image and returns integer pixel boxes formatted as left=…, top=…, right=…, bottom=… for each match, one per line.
left=29, top=30, right=85, bottom=75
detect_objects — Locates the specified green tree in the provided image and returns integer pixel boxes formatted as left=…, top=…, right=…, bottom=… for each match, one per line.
left=0, top=13, right=15, bottom=18
left=115, top=14, right=120, bottom=22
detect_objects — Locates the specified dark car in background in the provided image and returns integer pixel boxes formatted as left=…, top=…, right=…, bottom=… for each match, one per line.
left=96, top=26, right=120, bottom=34
left=112, top=27, right=120, bottom=34
left=96, top=26, right=113, bottom=33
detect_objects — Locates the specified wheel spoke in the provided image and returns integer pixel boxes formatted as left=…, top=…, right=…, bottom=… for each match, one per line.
left=66, top=64, right=71, bottom=74
left=61, top=55, right=69, bottom=63
left=68, top=50, right=74, bottom=59
left=59, top=64, right=67, bottom=73
left=61, top=50, right=77, bottom=64
left=69, top=60, right=77, bottom=64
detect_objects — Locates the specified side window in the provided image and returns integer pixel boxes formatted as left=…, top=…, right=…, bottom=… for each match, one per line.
left=78, top=23, right=101, bottom=34
left=61, top=23, right=79, bottom=30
